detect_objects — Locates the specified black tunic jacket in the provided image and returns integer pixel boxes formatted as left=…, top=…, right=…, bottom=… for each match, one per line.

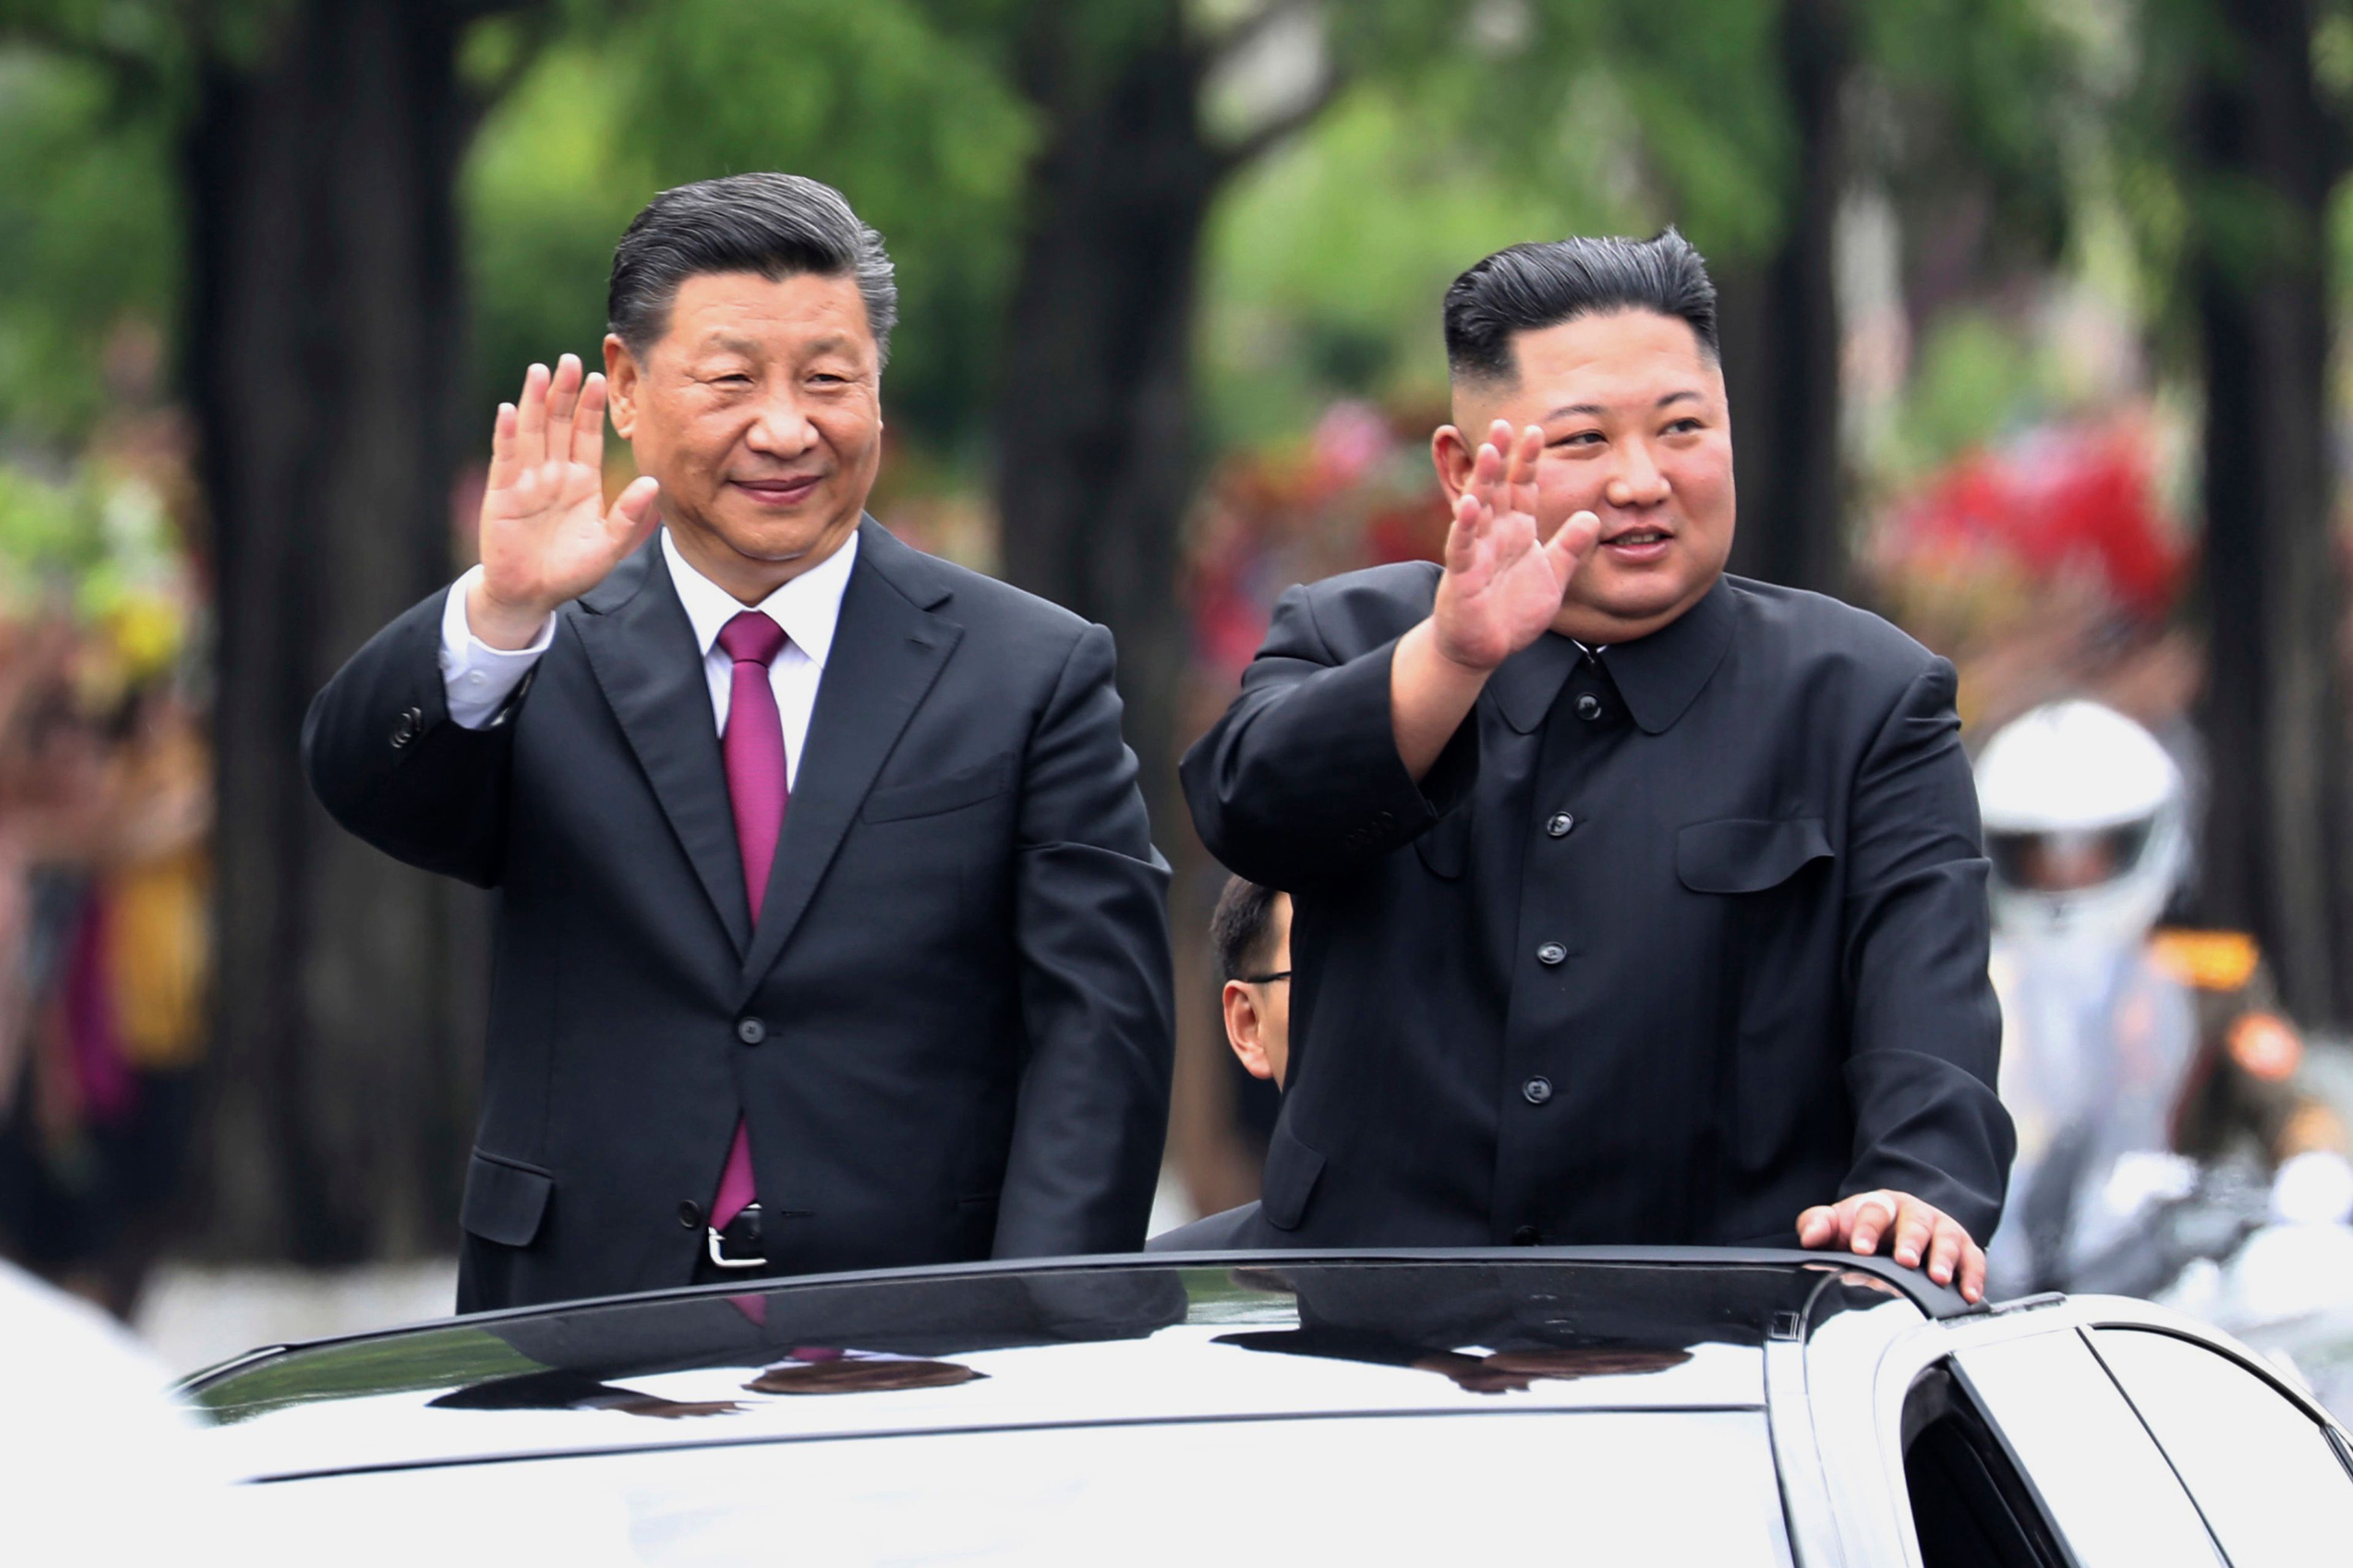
left=1181, top=567, right=2013, bottom=1249
left=306, top=520, right=1173, bottom=1311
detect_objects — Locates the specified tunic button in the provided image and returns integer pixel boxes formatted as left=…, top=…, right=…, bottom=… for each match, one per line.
left=1575, top=693, right=1603, bottom=721
left=677, top=1200, right=705, bottom=1229
left=1512, top=1224, right=1542, bottom=1245
left=1536, top=941, right=1567, bottom=966
left=1546, top=812, right=1575, bottom=838
left=1523, top=1075, right=1553, bottom=1105
left=735, top=1017, right=767, bottom=1045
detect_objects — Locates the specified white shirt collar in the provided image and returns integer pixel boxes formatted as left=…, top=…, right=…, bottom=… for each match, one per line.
left=661, top=525, right=859, bottom=668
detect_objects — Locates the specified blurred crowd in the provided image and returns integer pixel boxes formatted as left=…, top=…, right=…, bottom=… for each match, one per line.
left=0, top=340, right=210, bottom=1318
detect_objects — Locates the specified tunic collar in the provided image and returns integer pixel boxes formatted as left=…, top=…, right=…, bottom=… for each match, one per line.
left=1485, top=574, right=1735, bottom=736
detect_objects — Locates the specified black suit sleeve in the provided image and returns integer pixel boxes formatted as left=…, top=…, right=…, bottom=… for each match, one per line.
left=1180, top=582, right=1471, bottom=890
left=301, top=586, right=518, bottom=890
left=992, top=623, right=1175, bottom=1259
left=1838, top=657, right=2017, bottom=1241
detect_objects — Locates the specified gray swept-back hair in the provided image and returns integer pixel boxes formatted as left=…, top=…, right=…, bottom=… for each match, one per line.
left=608, top=172, right=898, bottom=366
left=1444, top=228, right=1717, bottom=387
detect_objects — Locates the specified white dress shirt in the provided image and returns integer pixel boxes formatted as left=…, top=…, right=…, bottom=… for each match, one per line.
left=437, top=528, right=859, bottom=790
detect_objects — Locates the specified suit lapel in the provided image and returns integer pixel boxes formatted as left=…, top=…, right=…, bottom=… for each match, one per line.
left=575, top=542, right=752, bottom=956
left=736, top=521, right=962, bottom=996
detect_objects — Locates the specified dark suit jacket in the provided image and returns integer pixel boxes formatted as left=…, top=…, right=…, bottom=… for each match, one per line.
left=1181, top=569, right=2013, bottom=1250
left=305, top=520, right=1173, bottom=1311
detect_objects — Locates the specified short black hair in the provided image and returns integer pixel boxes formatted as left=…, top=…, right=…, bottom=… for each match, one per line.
left=1443, top=228, right=1717, bottom=386
left=607, top=172, right=898, bottom=365
left=1210, top=876, right=1281, bottom=984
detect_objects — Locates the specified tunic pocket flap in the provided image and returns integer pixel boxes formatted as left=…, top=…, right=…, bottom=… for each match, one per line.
left=1260, top=1119, right=1327, bottom=1232
left=862, top=754, right=1014, bottom=824
left=1676, top=817, right=1832, bottom=894
left=461, top=1148, right=553, bottom=1248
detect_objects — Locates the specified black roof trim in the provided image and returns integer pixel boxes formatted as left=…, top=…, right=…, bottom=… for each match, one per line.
left=178, top=1244, right=1972, bottom=1394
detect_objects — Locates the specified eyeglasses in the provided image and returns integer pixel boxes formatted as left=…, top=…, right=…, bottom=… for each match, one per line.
left=1238, top=970, right=1291, bottom=985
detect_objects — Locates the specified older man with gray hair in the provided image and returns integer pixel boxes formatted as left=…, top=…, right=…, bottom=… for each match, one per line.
left=306, top=173, right=1173, bottom=1311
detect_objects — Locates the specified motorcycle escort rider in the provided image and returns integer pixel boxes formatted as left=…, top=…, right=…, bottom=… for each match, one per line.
left=1976, top=699, right=2348, bottom=1298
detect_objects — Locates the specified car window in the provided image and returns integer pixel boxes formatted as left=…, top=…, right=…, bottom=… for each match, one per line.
left=1901, top=1364, right=2066, bottom=1568
left=2090, top=1327, right=2353, bottom=1567
left=1952, top=1330, right=2222, bottom=1566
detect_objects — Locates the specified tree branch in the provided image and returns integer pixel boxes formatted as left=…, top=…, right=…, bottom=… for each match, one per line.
left=1202, top=0, right=1318, bottom=66
left=1212, top=61, right=1345, bottom=177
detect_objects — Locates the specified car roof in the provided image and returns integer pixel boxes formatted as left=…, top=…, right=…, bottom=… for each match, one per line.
left=183, top=1247, right=1955, bottom=1483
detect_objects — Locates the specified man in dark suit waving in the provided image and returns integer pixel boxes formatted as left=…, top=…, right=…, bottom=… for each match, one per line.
left=307, top=173, right=1172, bottom=1311
left=1183, top=231, right=2012, bottom=1301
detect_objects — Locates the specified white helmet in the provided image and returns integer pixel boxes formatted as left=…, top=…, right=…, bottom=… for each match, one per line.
left=1974, top=700, right=2187, bottom=950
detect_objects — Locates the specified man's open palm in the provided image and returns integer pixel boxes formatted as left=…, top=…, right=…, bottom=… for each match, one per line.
left=471, top=354, right=661, bottom=649
left=1433, top=420, right=1599, bottom=672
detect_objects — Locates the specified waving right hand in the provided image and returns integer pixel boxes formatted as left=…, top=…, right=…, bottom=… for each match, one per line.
left=468, top=354, right=662, bottom=650
left=1430, top=420, right=1598, bottom=672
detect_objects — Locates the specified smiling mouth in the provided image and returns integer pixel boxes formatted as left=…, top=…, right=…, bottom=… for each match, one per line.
left=733, top=475, right=823, bottom=504
left=1603, top=529, right=1672, bottom=548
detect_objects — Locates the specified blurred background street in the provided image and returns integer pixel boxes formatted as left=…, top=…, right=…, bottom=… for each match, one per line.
left=7, top=0, right=2353, bottom=1384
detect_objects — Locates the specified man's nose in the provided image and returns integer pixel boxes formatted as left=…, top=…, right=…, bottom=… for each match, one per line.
left=1605, top=441, right=1671, bottom=509
left=745, top=394, right=819, bottom=456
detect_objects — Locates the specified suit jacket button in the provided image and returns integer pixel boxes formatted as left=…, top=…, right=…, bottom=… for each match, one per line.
left=1512, top=1224, right=1542, bottom=1245
left=1575, top=693, right=1602, bottom=721
left=1536, top=941, right=1567, bottom=966
left=736, top=1017, right=767, bottom=1045
left=390, top=706, right=424, bottom=747
left=1546, top=812, right=1575, bottom=838
left=1523, top=1075, right=1553, bottom=1105
left=677, top=1200, right=704, bottom=1229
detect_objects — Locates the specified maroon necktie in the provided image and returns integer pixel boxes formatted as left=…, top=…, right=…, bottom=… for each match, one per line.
left=712, top=610, right=789, bottom=1232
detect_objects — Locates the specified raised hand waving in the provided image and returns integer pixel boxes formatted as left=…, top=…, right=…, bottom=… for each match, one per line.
left=1431, top=420, right=1599, bottom=673
left=467, top=353, right=662, bottom=650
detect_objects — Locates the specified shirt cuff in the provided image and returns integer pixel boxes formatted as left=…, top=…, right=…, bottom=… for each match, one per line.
left=438, top=564, right=553, bottom=730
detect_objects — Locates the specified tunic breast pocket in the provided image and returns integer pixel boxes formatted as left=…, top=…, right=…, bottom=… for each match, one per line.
left=1674, top=817, right=1833, bottom=895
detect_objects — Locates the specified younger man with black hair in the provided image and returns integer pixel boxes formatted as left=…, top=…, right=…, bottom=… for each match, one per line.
left=1183, top=230, right=2012, bottom=1299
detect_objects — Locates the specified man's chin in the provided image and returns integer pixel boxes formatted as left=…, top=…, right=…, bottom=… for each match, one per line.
left=705, top=510, right=855, bottom=566
left=1572, top=577, right=1706, bottom=634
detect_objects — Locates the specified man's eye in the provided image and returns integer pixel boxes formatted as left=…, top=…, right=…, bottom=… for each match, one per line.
left=1550, top=431, right=1604, bottom=449
left=710, top=373, right=752, bottom=386
left=1664, top=418, right=1703, bottom=434
left=809, top=373, right=845, bottom=387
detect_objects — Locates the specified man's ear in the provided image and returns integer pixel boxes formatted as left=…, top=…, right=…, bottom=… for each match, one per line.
left=604, top=333, right=639, bottom=441
left=1431, top=422, right=1476, bottom=505
left=1221, top=980, right=1275, bottom=1081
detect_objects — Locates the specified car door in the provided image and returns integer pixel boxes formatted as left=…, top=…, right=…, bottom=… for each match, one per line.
left=2085, top=1322, right=2353, bottom=1566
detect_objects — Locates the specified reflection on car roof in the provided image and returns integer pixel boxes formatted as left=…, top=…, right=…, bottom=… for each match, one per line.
left=183, top=1249, right=1934, bottom=1482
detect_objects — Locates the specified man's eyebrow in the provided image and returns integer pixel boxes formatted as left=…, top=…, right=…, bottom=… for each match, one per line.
left=1541, top=390, right=1705, bottom=421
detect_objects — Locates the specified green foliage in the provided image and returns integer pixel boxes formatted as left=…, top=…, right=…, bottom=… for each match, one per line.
left=1890, top=308, right=2050, bottom=472
left=1199, top=81, right=1636, bottom=445
left=461, top=40, right=648, bottom=425
left=0, top=46, right=176, bottom=441
left=463, top=0, right=1034, bottom=449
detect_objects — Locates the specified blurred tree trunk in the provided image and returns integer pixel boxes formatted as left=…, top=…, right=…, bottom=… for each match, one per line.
left=189, top=0, right=507, bottom=1262
left=2185, top=0, right=2353, bottom=1023
left=1723, top=0, right=1849, bottom=597
left=991, top=1, right=1336, bottom=1217
left=993, top=4, right=1219, bottom=842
